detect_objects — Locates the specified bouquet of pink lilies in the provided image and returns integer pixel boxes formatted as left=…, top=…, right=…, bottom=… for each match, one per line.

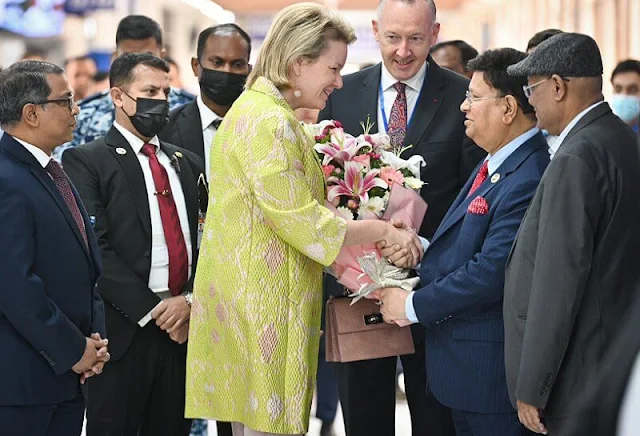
left=312, top=119, right=425, bottom=221
left=310, top=119, right=428, bottom=301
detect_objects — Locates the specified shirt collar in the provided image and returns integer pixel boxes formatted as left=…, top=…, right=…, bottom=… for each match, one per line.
left=486, top=127, right=540, bottom=175
left=551, top=100, right=606, bottom=156
left=113, top=121, right=160, bottom=155
left=13, top=136, right=51, bottom=168
left=196, top=94, right=222, bottom=131
left=381, top=61, right=427, bottom=93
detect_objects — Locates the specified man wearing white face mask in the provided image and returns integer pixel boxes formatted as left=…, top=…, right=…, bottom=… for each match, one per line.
left=611, top=59, right=640, bottom=135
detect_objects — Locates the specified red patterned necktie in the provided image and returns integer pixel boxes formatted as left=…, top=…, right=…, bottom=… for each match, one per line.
left=141, top=143, right=188, bottom=296
left=467, top=160, right=489, bottom=198
left=388, top=82, right=408, bottom=149
left=46, top=159, right=88, bottom=248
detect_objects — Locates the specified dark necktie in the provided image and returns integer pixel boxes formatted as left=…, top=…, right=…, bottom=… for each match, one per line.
left=467, top=160, right=489, bottom=198
left=212, top=118, right=223, bottom=130
left=45, top=160, right=88, bottom=248
left=388, top=82, right=408, bottom=149
left=141, top=143, right=188, bottom=296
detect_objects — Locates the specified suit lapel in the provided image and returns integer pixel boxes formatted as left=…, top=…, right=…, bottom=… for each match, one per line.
left=557, top=102, right=611, bottom=152
left=31, top=165, right=92, bottom=258
left=71, top=181, right=101, bottom=277
left=178, top=101, right=205, bottom=161
left=0, top=135, right=93, bottom=261
left=436, top=159, right=482, bottom=230
left=105, top=127, right=152, bottom=238
left=161, top=142, right=199, bottom=270
left=432, top=133, right=545, bottom=242
left=361, top=64, right=381, bottom=134
left=405, top=58, right=445, bottom=156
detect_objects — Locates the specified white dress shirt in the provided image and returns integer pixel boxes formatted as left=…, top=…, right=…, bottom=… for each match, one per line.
left=196, top=94, right=223, bottom=180
left=549, top=100, right=606, bottom=159
left=14, top=136, right=51, bottom=168
left=404, top=127, right=540, bottom=323
left=377, top=61, right=427, bottom=134
left=112, top=122, right=192, bottom=300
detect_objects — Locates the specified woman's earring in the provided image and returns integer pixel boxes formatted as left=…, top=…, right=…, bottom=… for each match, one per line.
left=293, top=89, right=302, bottom=98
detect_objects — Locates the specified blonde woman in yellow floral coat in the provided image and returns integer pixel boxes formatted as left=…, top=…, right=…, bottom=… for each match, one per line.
left=185, top=4, right=423, bottom=435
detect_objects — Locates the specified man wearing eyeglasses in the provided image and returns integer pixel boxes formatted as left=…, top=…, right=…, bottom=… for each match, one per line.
left=378, top=47, right=548, bottom=435
left=0, top=60, right=108, bottom=436
left=504, top=33, right=640, bottom=435
left=318, top=1, right=485, bottom=434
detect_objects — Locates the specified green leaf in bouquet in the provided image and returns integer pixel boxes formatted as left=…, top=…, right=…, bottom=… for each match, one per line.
left=368, top=186, right=387, bottom=198
left=370, top=158, right=384, bottom=169
left=399, top=168, right=414, bottom=178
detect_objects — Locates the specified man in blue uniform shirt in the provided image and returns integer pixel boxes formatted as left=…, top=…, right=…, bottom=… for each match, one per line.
left=54, top=15, right=193, bottom=161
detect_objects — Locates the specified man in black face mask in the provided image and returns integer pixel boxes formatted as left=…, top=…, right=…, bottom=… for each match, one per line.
left=62, top=53, right=206, bottom=436
left=160, top=24, right=251, bottom=181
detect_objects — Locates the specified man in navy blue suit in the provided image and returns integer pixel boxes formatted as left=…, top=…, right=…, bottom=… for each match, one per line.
left=0, top=61, right=108, bottom=436
left=378, top=48, right=548, bottom=435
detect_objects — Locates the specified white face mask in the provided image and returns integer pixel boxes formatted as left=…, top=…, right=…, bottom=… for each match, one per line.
left=611, top=94, right=640, bottom=124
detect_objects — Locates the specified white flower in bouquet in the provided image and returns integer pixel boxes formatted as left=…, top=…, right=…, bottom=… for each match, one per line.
left=357, top=196, right=386, bottom=218
left=404, top=176, right=425, bottom=190
left=310, top=119, right=340, bottom=136
left=366, top=133, right=392, bottom=151
left=336, top=206, right=355, bottom=220
left=379, top=150, right=426, bottom=179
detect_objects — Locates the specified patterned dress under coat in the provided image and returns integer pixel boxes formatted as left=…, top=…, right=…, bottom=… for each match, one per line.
left=185, top=77, right=347, bottom=434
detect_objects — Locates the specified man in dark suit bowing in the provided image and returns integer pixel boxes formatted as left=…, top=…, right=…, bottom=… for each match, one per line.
left=63, top=53, right=205, bottom=436
left=318, top=1, right=484, bottom=435
left=0, top=60, right=108, bottom=436
left=378, top=48, right=547, bottom=436
left=503, top=33, right=640, bottom=435
left=159, top=24, right=251, bottom=178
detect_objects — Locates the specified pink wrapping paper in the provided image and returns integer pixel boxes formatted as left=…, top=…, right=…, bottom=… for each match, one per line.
left=328, top=184, right=428, bottom=291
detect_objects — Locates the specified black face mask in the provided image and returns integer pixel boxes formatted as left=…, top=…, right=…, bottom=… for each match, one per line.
left=121, top=90, right=170, bottom=138
left=199, top=67, right=247, bottom=107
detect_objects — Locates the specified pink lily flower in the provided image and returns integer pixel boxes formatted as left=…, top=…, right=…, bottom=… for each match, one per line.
left=327, top=162, right=388, bottom=204
left=314, top=136, right=370, bottom=166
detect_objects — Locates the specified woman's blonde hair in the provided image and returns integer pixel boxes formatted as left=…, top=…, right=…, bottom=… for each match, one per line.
left=246, top=3, right=356, bottom=89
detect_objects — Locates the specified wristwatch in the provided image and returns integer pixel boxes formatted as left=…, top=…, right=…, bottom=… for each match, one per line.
left=182, top=291, right=193, bottom=307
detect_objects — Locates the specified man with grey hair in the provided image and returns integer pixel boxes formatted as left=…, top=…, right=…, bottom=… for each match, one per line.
left=504, top=32, right=640, bottom=434
left=319, top=1, right=484, bottom=435
left=0, top=60, right=108, bottom=436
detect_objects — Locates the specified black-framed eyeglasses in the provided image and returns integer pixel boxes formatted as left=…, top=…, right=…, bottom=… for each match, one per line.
left=32, top=95, right=75, bottom=112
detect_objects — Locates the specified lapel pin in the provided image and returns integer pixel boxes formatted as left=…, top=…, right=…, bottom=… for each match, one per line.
left=491, top=173, right=500, bottom=183
left=115, top=147, right=127, bottom=155
left=174, top=151, right=183, bottom=158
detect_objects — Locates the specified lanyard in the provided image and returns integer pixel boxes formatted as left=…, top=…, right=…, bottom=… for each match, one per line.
left=379, top=67, right=427, bottom=133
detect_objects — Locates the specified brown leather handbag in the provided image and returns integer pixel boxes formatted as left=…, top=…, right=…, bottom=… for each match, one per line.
left=325, top=297, right=415, bottom=363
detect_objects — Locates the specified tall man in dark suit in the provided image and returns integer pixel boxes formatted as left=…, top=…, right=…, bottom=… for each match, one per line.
left=378, top=48, right=547, bottom=436
left=63, top=53, right=205, bottom=436
left=317, top=1, right=485, bottom=435
left=0, top=60, right=108, bottom=436
left=160, top=24, right=251, bottom=178
left=503, top=33, right=640, bottom=435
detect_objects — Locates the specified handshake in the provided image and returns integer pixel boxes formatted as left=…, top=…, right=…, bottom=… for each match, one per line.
left=377, top=219, right=425, bottom=269
left=72, top=333, right=110, bottom=384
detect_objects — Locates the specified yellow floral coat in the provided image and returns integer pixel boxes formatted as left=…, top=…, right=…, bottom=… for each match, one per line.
left=185, top=77, right=347, bottom=434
